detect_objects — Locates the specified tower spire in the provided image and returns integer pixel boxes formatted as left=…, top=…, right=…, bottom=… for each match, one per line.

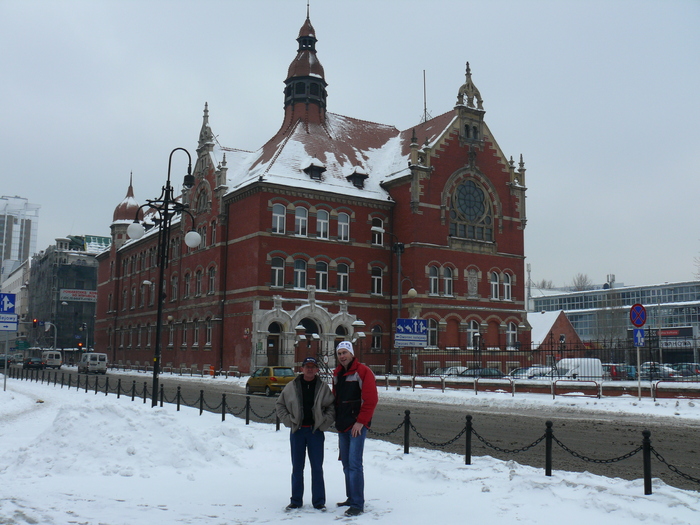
left=282, top=12, right=328, bottom=125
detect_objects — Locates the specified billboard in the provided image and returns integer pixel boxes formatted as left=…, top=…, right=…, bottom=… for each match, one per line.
left=60, top=289, right=97, bottom=302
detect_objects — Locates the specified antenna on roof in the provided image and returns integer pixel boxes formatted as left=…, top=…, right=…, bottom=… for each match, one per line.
left=420, top=70, right=432, bottom=123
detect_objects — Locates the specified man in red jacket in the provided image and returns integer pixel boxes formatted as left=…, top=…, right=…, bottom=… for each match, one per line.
left=332, top=340, right=378, bottom=517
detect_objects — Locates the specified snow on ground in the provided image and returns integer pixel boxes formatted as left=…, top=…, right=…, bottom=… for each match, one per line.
left=0, top=374, right=699, bottom=525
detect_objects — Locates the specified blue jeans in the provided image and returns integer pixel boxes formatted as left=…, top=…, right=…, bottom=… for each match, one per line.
left=290, top=427, right=326, bottom=507
left=338, top=426, right=367, bottom=511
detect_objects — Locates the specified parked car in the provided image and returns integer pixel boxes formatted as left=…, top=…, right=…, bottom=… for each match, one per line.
left=622, top=365, right=637, bottom=380
left=23, top=357, right=45, bottom=370
left=246, top=366, right=296, bottom=396
left=602, top=363, right=629, bottom=381
left=509, top=365, right=550, bottom=379
left=0, top=354, right=13, bottom=368
left=672, top=363, right=700, bottom=377
left=430, top=366, right=468, bottom=377
left=639, top=362, right=677, bottom=381
left=458, top=367, right=505, bottom=379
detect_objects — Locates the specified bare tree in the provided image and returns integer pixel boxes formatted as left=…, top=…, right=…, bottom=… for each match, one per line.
left=571, top=273, right=594, bottom=291
left=534, top=279, right=554, bottom=289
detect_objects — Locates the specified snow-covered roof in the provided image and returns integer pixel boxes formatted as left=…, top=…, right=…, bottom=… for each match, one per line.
left=528, top=310, right=564, bottom=345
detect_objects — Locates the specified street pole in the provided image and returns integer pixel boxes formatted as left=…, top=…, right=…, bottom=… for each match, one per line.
left=394, top=242, right=404, bottom=376
left=126, top=147, right=200, bottom=407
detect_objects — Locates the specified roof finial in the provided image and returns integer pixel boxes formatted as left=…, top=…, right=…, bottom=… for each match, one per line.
left=307, top=0, right=310, bottom=19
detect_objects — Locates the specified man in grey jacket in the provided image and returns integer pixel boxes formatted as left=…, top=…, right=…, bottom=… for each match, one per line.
left=276, top=356, right=335, bottom=511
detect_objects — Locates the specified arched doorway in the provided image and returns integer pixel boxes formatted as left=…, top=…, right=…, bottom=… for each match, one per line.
left=296, top=318, right=320, bottom=362
left=267, top=322, right=282, bottom=366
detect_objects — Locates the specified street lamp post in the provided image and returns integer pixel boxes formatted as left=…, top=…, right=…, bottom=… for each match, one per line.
left=391, top=242, right=417, bottom=376
left=127, top=148, right=201, bottom=407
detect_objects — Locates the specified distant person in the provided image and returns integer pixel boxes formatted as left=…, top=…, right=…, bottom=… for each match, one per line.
left=276, top=356, right=335, bottom=511
left=333, top=340, right=378, bottom=517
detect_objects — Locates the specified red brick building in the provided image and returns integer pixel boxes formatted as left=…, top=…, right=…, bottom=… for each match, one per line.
left=96, top=15, right=531, bottom=375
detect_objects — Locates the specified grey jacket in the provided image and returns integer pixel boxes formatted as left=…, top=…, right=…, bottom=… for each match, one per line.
left=276, top=375, right=335, bottom=433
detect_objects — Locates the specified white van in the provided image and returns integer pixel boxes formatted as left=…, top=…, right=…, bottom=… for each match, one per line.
left=78, top=352, right=108, bottom=374
left=42, top=351, right=63, bottom=369
left=551, top=358, right=603, bottom=380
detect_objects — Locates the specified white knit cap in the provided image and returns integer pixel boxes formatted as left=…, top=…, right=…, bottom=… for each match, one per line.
left=336, top=341, right=354, bottom=355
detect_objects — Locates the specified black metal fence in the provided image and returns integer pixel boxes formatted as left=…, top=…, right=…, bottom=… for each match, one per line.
left=5, top=366, right=699, bottom=495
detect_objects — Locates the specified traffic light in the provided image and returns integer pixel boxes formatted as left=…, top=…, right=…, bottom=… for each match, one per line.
left=78, top=342, right=83, bottom=350
left=33, top=318, right=38, bottom=328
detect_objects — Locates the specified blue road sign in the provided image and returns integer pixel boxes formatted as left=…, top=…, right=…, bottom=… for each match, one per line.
left=633, top=328, right=645, bottom=347
left=0, top=293, right=16, bottom=314
left=395, top=318, right=428, bottom=348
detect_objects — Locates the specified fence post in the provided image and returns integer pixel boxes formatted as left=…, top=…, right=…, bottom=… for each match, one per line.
left=68, top=373, right=72, bottom=390
left=94, top=377, right=98, bottom=395
left=221, top=393, right=226, bottom=422
left=143, top=382, right=148, bottom=404
left=54, top=371, right=57, bottom=387
left=117, top=378, right=122, bottom=399
left=643, top=430, right=652, bottom=495
left=465, top=415, right=472, bottom=465
left=245, top=395, right=251, bottom=425
left=545, top=420, right=553, bottom=476
left=403, top=410, right=411, bottom=454
left=397, top=375, right=401, bottom=391
left=131, top=380, right=136, bottom=401
left=85, top=376, right=89, bottom=394
left=276, top=414, right=280, bottom=431
left=176, top=386, right=181, bottom=411
left=61, top=372, right=65, bottom=388
left=199, top=390, right=204, bottom=415
left=105, top=376, right=109, bottom=396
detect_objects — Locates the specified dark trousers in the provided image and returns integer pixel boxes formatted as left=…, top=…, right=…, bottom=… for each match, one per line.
left=290, top=426, right=326, bottom=507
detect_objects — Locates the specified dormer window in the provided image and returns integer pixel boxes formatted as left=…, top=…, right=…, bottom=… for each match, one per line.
left=303, top=158, right=326, bottom=181
left=346, top=167, right=368, bottom=189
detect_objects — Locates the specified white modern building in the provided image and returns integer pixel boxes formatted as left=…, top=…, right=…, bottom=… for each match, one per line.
left=0, top=196, right=40, bottom=283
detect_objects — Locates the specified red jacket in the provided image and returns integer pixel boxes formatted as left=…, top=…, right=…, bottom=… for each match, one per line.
left=332, top=358, right=378, bottom=432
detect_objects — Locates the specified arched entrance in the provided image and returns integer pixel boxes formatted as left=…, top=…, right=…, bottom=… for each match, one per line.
left=267, top=322, right=282, bottom=366
left=295, top=318, right=320, bottom=362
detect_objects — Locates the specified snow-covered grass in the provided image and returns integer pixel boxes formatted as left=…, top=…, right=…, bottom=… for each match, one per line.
left=1, top=374, right=699, bottom=524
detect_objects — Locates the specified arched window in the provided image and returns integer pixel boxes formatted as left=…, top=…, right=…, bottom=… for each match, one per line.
left=170, top=276, right=178, bottom=301
left=130, top=287, right=136, bottom=309
left=427, top=319, right=438, bottom=348
left=271, top=257, right=285, bottom=287
left=208, top=266, right=216, bottom=294
left=449, top=179, right=493, bottom=241
left=371, top=325, right=382, bottom=350
left=195, top=270, right=203, bottom=296
left=193, top=319, right=200, bottom=347
left=338, top=213, right=350, bottom=242
left=168, top=323, right=174, bottom=346
left=443, top=267, right=454, bottom=296
left=272, top=204, right=286, bottom=234
left=196, top=190, right=209, bottom=213
left=316, top=261, right=328, bottom=291
left=429, top=266, right=440, bottom=295
left=183, top=273, right=190, bottom=298
left=294, top=259, right=307, bottom=289
left=491, top=272, right=499, bottom=300
left=371, top=266, right=383, bottom=295
left=317, top=210, right=329, bottom=239
left=205, top=318, right=213, bottom=346
left=371, top=217, right=384, bottom=245
left=295, top=207, right=308, bottom=236
left=337, top=263, right=349, bottom=292
left=506, top=322, right=518, bottom=349
left=467, top=320, right=480, bottom=349
left=503, top=273, right=512, bottom=301
left=181, top=320, right=188, bottom=348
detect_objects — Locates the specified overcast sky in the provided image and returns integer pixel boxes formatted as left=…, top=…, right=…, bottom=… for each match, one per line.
left=2, top=0, right=698, bottom=289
